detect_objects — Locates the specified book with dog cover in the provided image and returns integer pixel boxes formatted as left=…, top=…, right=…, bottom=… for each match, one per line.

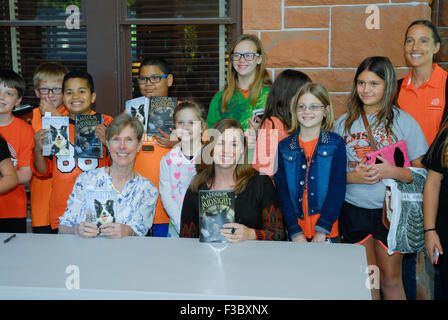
left=125, top=96, right=149, bottom=130
left=42, top=112, right=70, bottom=156
left=147, top=96, right=177, bottom=135
left=85, top=189, right=116, bottom=229
left=199, top=190, right=235, bottom=243
left=74, top=114, right=103, bottom=158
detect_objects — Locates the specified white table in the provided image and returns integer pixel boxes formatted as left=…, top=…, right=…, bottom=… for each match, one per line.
left=0, top=233, right=370, bottom=299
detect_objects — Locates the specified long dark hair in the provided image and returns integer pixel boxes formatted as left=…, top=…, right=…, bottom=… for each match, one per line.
left=191, top=118, right=254, bottom=194
left=260, top=69, right=311, bottom=131
left=344, top=56, right=397, bottom=136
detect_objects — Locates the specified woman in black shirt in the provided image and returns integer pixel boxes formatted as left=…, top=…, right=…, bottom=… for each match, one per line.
left=180, top=118, right=285, bottom=242
left=422, top=126, right=448, bottom=299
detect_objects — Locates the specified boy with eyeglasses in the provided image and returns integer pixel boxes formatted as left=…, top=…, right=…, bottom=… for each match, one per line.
left=132, top=57, right=178, bottom=237
left=30, top=62, right=69, bottom=233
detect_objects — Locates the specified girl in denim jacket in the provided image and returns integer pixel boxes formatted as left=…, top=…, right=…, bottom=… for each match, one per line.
left=274, top=83, right=346, bottom=243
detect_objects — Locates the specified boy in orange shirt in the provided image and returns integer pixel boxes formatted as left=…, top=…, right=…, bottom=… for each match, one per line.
left=33, top=70, right=113, bottom=232
left=133, top=58, right=178, bottom=237
left=0, top=70, right=34, bottom=233
left=30, top=62, right=68, bottom=234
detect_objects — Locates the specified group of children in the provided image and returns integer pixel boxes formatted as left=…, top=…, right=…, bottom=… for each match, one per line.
left=0, top=18, right=447, bottom=300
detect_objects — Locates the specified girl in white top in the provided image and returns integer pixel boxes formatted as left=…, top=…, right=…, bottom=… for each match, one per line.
left=159, top=101, right=207, bottom=237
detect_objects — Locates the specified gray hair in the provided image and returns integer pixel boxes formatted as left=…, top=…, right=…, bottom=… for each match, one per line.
left=106, top=113, right=144, bottom=142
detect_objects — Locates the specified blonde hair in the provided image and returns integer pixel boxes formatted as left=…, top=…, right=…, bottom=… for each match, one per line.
left=173, top=100, right=207, bottom=130
left=221, top=34, right=271, bottom=113
left=33, top=62, right=68, bottom=88
left=289, top=82, right=335, bottom=133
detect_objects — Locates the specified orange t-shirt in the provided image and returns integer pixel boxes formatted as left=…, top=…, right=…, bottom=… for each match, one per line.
left=398, top=64, right=448, bottom=145
left=29, top=106, right=68, bottom=227
left=0, top=117, right=35, bottom=219
left=130, top=98, right=182, bottom=225
left=134, top=134, right=170, bottom=225
left=239, top=88, right=250, bottom=99
left=32, top=110, right=113, bottom=229
left=253, top=116, right=289, bottom=176
left=298, top=136, right=338, bottom=239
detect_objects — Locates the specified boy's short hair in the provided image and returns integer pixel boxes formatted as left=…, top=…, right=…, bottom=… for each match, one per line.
left=0, top=69, right=26, bottom=98
left=139, top=57, right=172, bottom=76
left=33, top=62, right=68, bottom=88
left=62, top=70, right=95, bottom=93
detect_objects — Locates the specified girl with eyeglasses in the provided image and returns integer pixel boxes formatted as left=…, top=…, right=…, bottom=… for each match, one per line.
left=206, top=34, right=272, bottom=154
left=334, top=56, right=428, bottom=300
left=274, top=83, right=346, bottom=246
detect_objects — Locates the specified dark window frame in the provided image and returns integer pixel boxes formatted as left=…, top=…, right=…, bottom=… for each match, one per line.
left=1, top=0, right=242, bottom=116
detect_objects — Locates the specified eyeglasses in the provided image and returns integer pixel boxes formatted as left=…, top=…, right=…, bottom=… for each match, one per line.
left=137, top=74, right=169, bottom=84
left=296, top=104, right=325, bottom=112
left=230, top=52, right=260, bottom=61
left=38, top=87, right=63, bottom=95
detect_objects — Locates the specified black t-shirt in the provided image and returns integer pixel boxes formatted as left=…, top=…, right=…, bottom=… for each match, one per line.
left=0, top=138, right=11, bottom=163
left=180, top=171, right=286, bottom=241
left=422, top=129, right=448, bottom=248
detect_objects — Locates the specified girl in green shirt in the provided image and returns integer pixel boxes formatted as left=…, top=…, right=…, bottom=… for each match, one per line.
left=207, top=34, right=272, bottom=131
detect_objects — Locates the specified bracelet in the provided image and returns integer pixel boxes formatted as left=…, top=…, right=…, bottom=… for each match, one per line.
left=424, top=228, right=437, bottom=233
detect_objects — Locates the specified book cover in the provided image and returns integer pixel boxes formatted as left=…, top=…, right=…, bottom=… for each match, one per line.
left=85, top=189, right=116, bottom=229
left=199, top=190, right=235, bottom=243
left=74, top=114, right=103, bottom=158
left=366, top=140, right=411, bottom=168
left=125, top=96, right=149, bottom=130
left=147, top=96, right=177, bottom=135
left=252, top=107, right=264, bottom=122
left=41, top=113, right=70, bottom=156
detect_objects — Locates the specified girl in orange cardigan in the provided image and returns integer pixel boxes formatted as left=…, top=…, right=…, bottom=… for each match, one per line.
left=253, top=69, right=310, bottom=176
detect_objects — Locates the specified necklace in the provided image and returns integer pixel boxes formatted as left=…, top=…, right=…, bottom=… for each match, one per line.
left=110, top=182, right=122, bottom=194
left=107, top=167, right=136, bottom=194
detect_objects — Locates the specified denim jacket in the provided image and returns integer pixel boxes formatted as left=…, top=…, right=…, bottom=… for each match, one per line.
left=273, top=129, right=347, bottom=239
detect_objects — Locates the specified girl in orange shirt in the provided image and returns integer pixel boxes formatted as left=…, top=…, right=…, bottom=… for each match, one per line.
left=253, top=69, right=311, bottom=177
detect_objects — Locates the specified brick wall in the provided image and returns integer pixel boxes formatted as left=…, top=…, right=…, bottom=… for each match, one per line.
left=432, top=0, right=448, bottom=69
left=243, top=0, right=447, bottom=118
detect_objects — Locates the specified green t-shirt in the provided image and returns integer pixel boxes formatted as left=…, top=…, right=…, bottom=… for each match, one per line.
left=207, top=86, right=270, bottom=130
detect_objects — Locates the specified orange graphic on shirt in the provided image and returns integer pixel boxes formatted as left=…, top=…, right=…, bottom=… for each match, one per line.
left=351, top=141, right=372, bottom=164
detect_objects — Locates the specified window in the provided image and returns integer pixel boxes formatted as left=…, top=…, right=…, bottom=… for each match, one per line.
left=0, top=0, right=241, bottom=116
left=0, top=0, right=87, bottom=112
left=123, top=0, right=241, bottom=109
left=130, top=24, right=233, bottom=106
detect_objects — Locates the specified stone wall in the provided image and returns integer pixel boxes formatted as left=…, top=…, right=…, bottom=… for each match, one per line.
left=243, top=0, right=447, bottom=118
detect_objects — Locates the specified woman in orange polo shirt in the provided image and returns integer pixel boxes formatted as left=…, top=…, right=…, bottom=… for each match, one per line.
left=397, top=19, right=447, bottom=301
left=398, top=20, right=447, bottom=145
